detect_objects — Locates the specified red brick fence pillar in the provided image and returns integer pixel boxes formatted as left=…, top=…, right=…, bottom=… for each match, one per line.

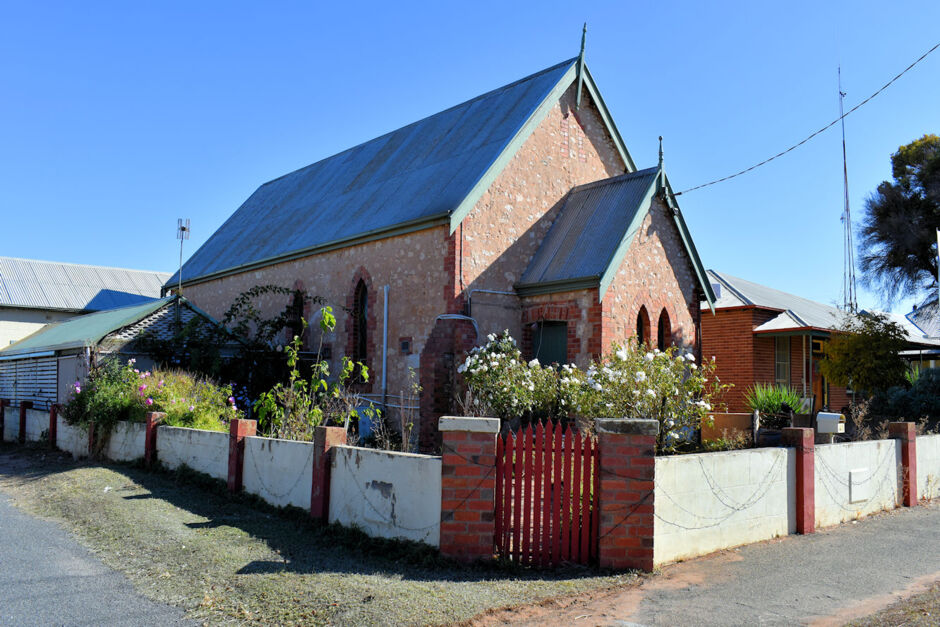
left=439, top=416, right=498, bottom=563
left=0, top=398, right=7, bottom=441
left=144, top=412, right=165, bottom=468
left=18, top=401, right=32, bottom=445
left=889, top=422, right=917, bottom=507
left=311, top=425, right=346, bottom=521
left=596, top=418, right=658, bottom=572
left=48, top=404, right=59, bottom=449
left=227, top=418, right=257, bottom=492
left=782, top=427, right=815, bottom=534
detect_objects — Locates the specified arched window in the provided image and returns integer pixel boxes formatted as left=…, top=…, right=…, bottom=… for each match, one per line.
left=352, top=279, right=368, bottom=362
left=657, top=309, right=671, bottom=351
left=636, top=306, right=650, bottom=346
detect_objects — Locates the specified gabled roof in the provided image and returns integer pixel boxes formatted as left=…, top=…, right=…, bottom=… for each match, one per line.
left=168, top=58, right=637, bottom=289
left=707, top=270, right=848, bottom=331
left=0, top=297, right=225, bottom=358
left=707, top=270, right=940, bottom=346
left=907, top=302, right=940, bottom=338
left=517, top=167, right=716, bottom=306
left=0, top=257, right=170, bottom=312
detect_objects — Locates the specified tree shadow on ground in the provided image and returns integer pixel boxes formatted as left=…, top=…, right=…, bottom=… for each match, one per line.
left=1, top=443, right=607, bottom=585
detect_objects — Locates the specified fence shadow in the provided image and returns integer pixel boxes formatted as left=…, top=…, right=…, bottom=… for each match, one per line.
left=1, top=443, right=600, bottom=584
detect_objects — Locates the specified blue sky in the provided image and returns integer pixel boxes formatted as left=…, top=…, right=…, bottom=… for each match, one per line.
left=2, top=1, right=938, bottom=314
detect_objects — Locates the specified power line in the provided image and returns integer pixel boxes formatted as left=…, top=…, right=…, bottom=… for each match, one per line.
left=675, top=40, right=940, bottom=196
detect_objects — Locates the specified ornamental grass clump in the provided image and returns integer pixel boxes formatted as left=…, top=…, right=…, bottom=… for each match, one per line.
left=744, top=383, right=803, bottom=429
left=63, top=358, right=238, bottom=439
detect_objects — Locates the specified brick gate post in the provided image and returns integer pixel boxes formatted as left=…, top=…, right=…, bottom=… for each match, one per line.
left=310, top=426, right=346, bottom=521
left=144, top=412, right=165, bottom=468
left=227, top=418, right=257, bottom=492
left=889, top=422, right=917, bottom=507
left=596, top=418, right=658, bottom=571
left=48, top=404, right=59, bottom=449
left=18, top=401, right=32, bottom=444
left=782, top=427, right=815, bottom=534
left=439, top=416, right=498, bottom=563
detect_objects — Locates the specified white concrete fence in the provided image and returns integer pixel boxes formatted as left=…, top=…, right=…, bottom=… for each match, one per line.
left=1, top=401, right=938, bottom=569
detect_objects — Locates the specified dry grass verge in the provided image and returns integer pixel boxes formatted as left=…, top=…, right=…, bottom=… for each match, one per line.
left=847, top=581, right=940, bottom=627
left=0, top=443, right=634, bottom=625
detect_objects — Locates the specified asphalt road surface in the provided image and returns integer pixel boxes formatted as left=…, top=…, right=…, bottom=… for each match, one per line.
left=0, top=491, right=191, bottom=626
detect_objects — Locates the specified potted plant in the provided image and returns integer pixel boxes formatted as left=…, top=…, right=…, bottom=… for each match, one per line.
left=744, top=383, right=803, bottom=446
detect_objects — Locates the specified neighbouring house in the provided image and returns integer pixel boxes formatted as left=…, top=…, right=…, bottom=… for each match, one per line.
left=701, top=270, right=940, bottom=414
left=166, top=55, right=716, bottom=450
left=0, top=296, right=232, bottom=407
left=0, top=256, right=170, bottom=347
left=904, top=302, right=940, bottom=368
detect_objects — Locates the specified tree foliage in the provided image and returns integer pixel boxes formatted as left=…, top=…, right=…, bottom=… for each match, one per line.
left=859, top=134, right=940, bottom=306
left=819, top=312, right=908, bottom=395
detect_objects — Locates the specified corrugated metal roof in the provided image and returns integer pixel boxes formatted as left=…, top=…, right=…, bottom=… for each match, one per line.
left=0, top=298, right=171, bottom=356
left=169, top=58, right=579, bottom=287
left=0, top=257, right=171, bottom=312
left=907, top=302, right=940, bottom=338
left=519, top=168, right=659, bottom=286
left=706, top=270, right=848, bottom=330
left=708, top=270, right=940, bottom=346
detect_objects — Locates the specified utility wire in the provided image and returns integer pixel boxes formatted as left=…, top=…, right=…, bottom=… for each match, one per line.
left=675, top=40, right=940, bottom=196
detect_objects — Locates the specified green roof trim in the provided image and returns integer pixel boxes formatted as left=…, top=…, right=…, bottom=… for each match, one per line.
left=597, top=175, right=660, bottom=300
left=515, top=276, right=600, bottom=297
left=0, top=298, right=171, bottom=356
left=661, top=174, right=717, bottom=311
left=449, top=61, right=637, bottom=234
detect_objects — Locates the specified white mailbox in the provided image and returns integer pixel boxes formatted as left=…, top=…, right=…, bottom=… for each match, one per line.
left=816, top=412, right=845, bottom=434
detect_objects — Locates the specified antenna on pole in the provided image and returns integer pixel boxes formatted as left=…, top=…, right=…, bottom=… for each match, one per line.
left=838, top=67, right=857, bottom=313
left=176, top=218, right=190, bottom=297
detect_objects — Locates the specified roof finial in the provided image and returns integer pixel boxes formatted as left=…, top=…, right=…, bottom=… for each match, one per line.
left=576, top=22, right=587, bottom=110
left=658, top=136, right=664, bottom=168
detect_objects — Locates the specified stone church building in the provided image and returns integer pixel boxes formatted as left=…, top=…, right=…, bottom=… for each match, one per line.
left=167, top=56, right=715, bottom=450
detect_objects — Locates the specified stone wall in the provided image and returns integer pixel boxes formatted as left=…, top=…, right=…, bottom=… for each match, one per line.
left=458, top=84, right=627, bottom=341
left=182, top=225, right=451, bottom=400
left=602, top=198, right=699, bottom=354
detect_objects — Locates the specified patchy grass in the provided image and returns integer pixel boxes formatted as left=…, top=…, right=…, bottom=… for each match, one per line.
left=0, top=443, right=634, bottom=625
left=848, top=582, right=940, bottom=627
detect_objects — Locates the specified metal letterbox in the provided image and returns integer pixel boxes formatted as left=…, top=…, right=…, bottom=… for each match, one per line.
left=816, top=412, right=845, bottom=434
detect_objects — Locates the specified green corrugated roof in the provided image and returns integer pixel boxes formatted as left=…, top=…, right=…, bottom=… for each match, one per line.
left=0, top=298, right=172, bottom=357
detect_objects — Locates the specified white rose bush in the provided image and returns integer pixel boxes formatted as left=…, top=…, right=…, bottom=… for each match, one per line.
left=459, top=331, right=730, bottom=454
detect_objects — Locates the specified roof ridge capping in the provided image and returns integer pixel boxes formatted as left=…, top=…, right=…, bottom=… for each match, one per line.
left=569, top=166, right=660, bottom=194
left=0, top=256, right=171, bottom=277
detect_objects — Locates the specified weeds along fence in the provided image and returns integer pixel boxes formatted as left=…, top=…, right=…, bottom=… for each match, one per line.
left=1, top=400, right=939, bottom=570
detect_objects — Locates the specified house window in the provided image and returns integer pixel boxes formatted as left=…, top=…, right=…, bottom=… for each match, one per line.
left=533, top=321, right=568, bottom=366
left=775, top=337, right=790, bottom=386
left=636, top=306, right=650, bottom=345
left=657, top=309, right=671, bottom=351
left=352, top=279, right=368, bottom=363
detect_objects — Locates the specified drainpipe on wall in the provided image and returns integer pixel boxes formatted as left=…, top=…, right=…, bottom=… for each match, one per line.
left=381, top=285, right=389, bottom=411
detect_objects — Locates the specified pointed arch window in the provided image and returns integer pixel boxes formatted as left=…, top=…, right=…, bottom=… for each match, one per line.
left=636, top=306, right=650, bottom=346
left=657, top=309, right=671, bottom=351
left=352, top=279, right=368, bottom=363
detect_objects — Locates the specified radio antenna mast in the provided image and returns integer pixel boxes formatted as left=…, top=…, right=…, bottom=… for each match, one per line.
left=176, top=218, right=190, bottom=297
left=838, top=67, right=857, bottom=313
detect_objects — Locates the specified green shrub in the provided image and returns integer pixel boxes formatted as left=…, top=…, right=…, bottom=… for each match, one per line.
left=744, top=383, right=803, bottom=429
left=459, top=332, right=731, bottom=454
left=63, top=358, right=237, bottom=437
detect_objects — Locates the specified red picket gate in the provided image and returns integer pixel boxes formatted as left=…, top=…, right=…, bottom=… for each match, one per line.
left=495, top=422, right=599, bottom=567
